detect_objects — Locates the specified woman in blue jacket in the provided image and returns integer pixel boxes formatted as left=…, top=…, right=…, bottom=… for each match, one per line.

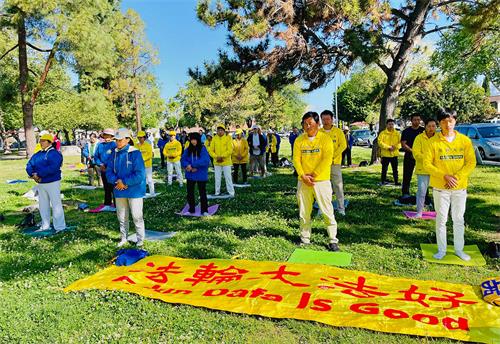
left=181, top=132, right=210, bottom=215
left=26, top=133, right=66, bottom=232
left=94, top=128, right=117, bottom=210
left=106, top=128, right=146, bottom=247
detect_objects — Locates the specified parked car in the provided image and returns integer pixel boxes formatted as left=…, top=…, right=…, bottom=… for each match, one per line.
left=352, top=129, right=377, bottom=147
left=456, top=123, right=500, bottom=161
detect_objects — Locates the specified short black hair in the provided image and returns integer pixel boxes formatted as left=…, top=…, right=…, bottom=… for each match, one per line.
left=410, top=114, right=421, bottom=120
left=301, top=111, right=320, bottom=125
left=424, top=118, right=437, bottom=126
left=386, top=119, right=395, bottom=124
left=320, top=110, right=334, bottom=118
left=437, top=108, right=457, bottom=122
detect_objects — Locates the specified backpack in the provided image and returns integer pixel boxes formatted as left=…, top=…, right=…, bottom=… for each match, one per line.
left=487, top=242, right=500, bottom=259
left=115, top=249, right=149, bottom=266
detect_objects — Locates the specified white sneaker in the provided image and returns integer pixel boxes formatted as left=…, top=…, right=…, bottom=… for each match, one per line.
left=202, top=212, right=209, bottom=216
left=414, top=212, right=423, bottom=218
left=117, top=239, right=127, bottom=248
left=136, top=241, right=144, bottom=247
left=455, top=251, right=471, bottom=261
left=337, top=209, right=346, bottom=216
left=433, top=251, right=446, bottom=260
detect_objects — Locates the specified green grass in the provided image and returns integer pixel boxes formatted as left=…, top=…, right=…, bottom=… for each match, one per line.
left=0, top=144, right=499, bottom=343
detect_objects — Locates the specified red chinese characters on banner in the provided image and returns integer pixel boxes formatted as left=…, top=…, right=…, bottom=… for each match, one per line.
left=112, top=261, right=183, bottom=285
left=184, top=263, right=249, bottom=286
left=397, top=285, right=477, bottom=310
left=259, top=265, right=310, bottom=287
left=318, top=276, right=390, bottom=298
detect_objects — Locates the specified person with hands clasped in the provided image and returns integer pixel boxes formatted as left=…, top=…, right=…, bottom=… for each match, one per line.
left=93, top=128, right=117, bottom=210
left=163, top=131, right=184, bottom=187
left=378, top=119, right=402, bottom=186
left=208, top=124, right=234, bottom=197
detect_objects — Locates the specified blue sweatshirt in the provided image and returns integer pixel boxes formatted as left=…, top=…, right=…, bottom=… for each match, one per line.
left=181, top=146, right=210, bottom=182
left=93, top=141, right=117, bottom=167
left=26, top=147, right=63, bottom=183
left=106, top=145, right=146, bottom=198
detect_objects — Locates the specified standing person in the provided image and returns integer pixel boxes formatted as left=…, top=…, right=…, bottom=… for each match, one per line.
left=248, top=125, right=267, bottom=177
left=412, top=118, right=437, bottom=217
left=50, top=131, right=61, bottom=151
left=137, top=130, right=155, bottom=196
left=82, top=133, right=101, bottom=187
left=205, top=132, right=213, bottom=166
left=163, top=131, right=183, bottom=187
left=274, top=130, right=281, bottom=159
left=289, top=127, right=299, bottom=157
left=25, top=133, right=66, bottom=232
left=77, top=133, right=88, bottom=164
left=181, top=132, right=211, bottom=215
left=106, top=128, right=146, bottom=247
left=401, top=115, right=424, bottom=197
left=378, top=119, right=401, bottom=186
left=320, top=110, right=348, bottom=215
left=293, top=112, right=339, bottom=251
left=266, top=131, right=278, bottom=167
left=232, top=129, right=249, bottom=184
left=157, top=130, right=168, bottom=169
left=342, top=127, right=354, bottom=167
left=199, top=129, right=207, bottom=144
left=208, top=124, right=234, bottom=197
left=94, top=128, right=117, bottom=210
left=423, top=109, right=476, bottom=261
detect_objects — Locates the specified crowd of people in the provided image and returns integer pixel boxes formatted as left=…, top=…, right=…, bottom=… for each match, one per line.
left=24, top=107, right=476, bottom=260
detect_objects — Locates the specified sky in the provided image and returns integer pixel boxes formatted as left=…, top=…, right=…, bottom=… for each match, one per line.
left=121, top=0, right=340, bottom=113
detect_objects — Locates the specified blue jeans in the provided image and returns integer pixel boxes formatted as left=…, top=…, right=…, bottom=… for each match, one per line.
left=416, top=175, right=430, bottom=213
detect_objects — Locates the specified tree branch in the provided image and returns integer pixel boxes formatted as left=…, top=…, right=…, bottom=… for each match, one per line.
left=377, top=62, right=390, bottom=76
left=382, top=33, right=403, bottom=42
left=30, top=40, right=59, bottom=106
left=433, top=0, right=475, bottom=8
left=423, top=24, right=460, bottom=36
left=391, top=8, right=410, bottom=22
left=26, top=42, right=53, bottom=52
left=0, top=44, right=18, bottom=61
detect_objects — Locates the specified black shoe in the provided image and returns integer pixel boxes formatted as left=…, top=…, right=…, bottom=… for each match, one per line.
left=328, top=243, right=340, bottom=252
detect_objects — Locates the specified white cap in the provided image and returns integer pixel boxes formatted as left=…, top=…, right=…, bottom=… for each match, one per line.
left=251, top=124, right=260, bottom=130
left=115, top=128, right=131, bottom=140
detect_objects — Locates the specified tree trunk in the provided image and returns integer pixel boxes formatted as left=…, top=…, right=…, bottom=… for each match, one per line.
left=371, top=0, right=432, bottom=163
left=134, top=89, right=142, bottom=131
left=63, top=129, right=71, bottom=145
left=18, top=16, right=36, bottom=158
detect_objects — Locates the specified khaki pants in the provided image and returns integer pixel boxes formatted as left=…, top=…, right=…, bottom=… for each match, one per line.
left=330, top=164, right=345, bottom=211
left=297, top=180, right=338, bottom=244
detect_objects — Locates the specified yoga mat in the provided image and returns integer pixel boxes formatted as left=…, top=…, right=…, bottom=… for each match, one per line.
left=403, top=211, right=436, bottom=220
left=176, top=204, right=219, bottom=217
left=420, top=244, right=486, bottom=266
left=233, top=183, right=250, bottom=188
left=22, top=225, right=76, bottom=238
left=72, top=185, right=97, bottom=190
left=6, top=179, right=28, bottom=184
left=144, top=192, right=161, bottom=199
left=288, top=248, right=352, bottom=267
left=207, top=194, right=234, bottom=200
left=127, top=230, right=177, bottom=243
left=88, top=205, right=116, bottom=213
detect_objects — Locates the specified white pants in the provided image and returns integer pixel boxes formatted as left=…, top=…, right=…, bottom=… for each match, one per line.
left=214, top=165, right=234, bottom=195
left=167, top=161, right=183, bottom=185
left=116, top=198, right=145, bottom=244
left=416, top=175, right=430, bottom=214
left=297, top=180, right=338, bottom=244
left=145, top=167, right=155, bottom=194
left=38, top=180, right=66, bottom=230
left=433, top=188, right=467, bottom=253
left=330, top=164, right=345, bottom=211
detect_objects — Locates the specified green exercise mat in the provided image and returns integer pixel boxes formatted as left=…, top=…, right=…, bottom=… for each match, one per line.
left=22, top=225, right=76, bottom=238
left=288, top=248, right=352, bottom=267
left=420, top=244, right=486, bottom=266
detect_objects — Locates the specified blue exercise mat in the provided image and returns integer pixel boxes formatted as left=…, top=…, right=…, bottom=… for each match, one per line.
left=22, top=225, right=76, bottom=238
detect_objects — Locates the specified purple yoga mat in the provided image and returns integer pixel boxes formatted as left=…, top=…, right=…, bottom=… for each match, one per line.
left=403, top=211, right=436, bottom=220
left=177, top=204, right=219, bottom=217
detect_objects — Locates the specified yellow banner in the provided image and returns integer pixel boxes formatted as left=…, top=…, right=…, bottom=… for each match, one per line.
left=65, top=256, right=500, bottom=343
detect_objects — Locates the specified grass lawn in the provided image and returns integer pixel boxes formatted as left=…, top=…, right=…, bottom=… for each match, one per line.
left=0, top=144, right=498, bottom=343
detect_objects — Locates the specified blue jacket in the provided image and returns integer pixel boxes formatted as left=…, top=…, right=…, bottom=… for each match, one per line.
left=157, top=137, right=168, bottom=153
left=181, top=146, right=210, bottom=182
left=346, top=133, right=355, bottom=149
left=82, top=141, right=100, bottom=164
left=274, top=133, right=281, bottom=149
left=106, top=145, right=146, bottom=198
left=26, top=147, right=63, bottom=183
left=94, top=141, right=117, bottom=167
left=289, top=132, right=299, bottom=148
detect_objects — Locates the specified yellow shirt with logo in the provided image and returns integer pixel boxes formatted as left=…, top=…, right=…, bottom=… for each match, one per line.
left=267, top=135, right=277, bottom=153
left=423, top=131, right=476, bottom=190
left=293, top=131, right=334, bottom=182
left=320, top=126, right=347, bottom=165
left=232, top=138, right=249, bottom=164
left=378, top=129, right=401, bottom=157
left=208, top=134, right=233, bottom=166
left=412, top=132, right=433, bottom=175
left=163, top=140, right=182, bottom=163
left=137, top=141, right=153, bottom=168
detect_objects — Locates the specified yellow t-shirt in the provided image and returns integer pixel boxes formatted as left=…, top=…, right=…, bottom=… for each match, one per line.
left=319, top=126, right=347, bottom=165
left=378, top=129, right=401, bottom=157
left=232, top=138, right=249, bottom=164
left=163, top=140, right=182, bottom=163
left=208, top=134, right=233, bottom=166
left=412, top=132, right=434, bottom=175
left=137, top=141, right=153, bottom=168
left=293, top=131, right=333, bottom=181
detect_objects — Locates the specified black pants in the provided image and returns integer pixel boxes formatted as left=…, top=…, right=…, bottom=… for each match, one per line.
left=266, top=152, right=278, bottom=166
left=402, top=153, right=415, bottom=195
left=381, top=157, right=398, bottom=183
left=187, top=180, right=208, bottom=213
left=159, top=150, right=165, bottom=168
left=342, top=148, right=352, bottom=166
left=233, top=163, right=247, bottom=184
left=100, top=171, right=115, bottom=206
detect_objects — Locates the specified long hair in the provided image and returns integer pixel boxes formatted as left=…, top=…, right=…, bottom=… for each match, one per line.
left=187, top=132, right=202, bottom=157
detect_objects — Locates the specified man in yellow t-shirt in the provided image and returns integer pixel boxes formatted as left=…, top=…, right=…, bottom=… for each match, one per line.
left=378, top=119, right=401, bottom=186
left=293, top=112, right=339, bottom=251
left=412, top=118, right=437, bottom=217
left=320, top=110, right=348, bottom=215
left=423, top=109, right=476, bottom=261
left=137, top=130, right=155, bottom=195
left=208, top=124, right=234, bottom=197
left=163, top=131, right=183, bottom=187
left=232, top=129, right=249, bottom=184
